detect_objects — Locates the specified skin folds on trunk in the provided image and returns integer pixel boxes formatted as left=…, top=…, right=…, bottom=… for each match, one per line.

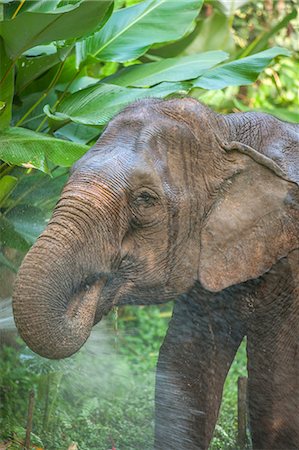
left=13, top=243, right=106, bottom=359
left=12, top=215, right=108, bottom=360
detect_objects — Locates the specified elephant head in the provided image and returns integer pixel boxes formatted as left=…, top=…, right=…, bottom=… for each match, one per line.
left=12, top=98, right=299, bottom=360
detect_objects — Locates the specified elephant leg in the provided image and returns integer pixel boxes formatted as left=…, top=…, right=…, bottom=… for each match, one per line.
left=247, top=255, right=299, bottom=450
left=154, top=283, right=247, bottom=450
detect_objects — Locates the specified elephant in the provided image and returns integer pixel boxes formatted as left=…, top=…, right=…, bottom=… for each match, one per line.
left=13, top=97, right=299, bottom=450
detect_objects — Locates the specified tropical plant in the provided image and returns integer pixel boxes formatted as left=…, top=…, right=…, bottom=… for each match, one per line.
left=0, top=0, right=296, bottom=274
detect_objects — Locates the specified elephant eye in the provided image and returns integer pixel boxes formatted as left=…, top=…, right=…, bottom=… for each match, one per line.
left=134, top=191, right=158, bottom=208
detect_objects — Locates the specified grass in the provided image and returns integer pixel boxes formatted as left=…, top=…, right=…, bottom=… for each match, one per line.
left=0, top=304, right=248, bottom=450
left=211, top=340, right=248, bottom=450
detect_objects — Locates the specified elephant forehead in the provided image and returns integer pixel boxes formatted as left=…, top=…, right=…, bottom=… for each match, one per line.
left=67, top=164, right=163, bottom=221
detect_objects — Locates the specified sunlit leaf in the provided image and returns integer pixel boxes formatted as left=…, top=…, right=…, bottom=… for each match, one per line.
left=0, top=127, right=88, bottom=172
left=56, top=76, right=100, bottom=94
left=193, top=47, right=290, bottom=89
left=106, top=51, right=229, bottom=87
left=44, top=81, right=189, bottom=126
left=76, top=0, right=203, bottom=65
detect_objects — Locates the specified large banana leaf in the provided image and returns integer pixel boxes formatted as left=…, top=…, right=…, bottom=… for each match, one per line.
left=106, top=51, right=229, bottom=87
left=0, top=0, right=113, bottom=58
left=0, top=127, right=88, bottom=172
left=193, top=47, right=290, bottom=89
left=44, top=82, right=188, bottom=126
left=76, top=0, right=203, bottom=65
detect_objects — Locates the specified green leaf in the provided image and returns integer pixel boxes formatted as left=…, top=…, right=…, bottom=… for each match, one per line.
left=44, top=82, right=189, bottom=126
left=0, top=0, right=113, bottom=58
left=55, top=123, right=101, bottom=145
left=16, top=44, right=73, bottom=93
left=150, top=8, right=235, bottom=59
left=56, top=76, right=100, bottom=94
left=185, top=11, right=235, bottom=55
left=23, top=43, right=58, bottom=56
left=12, top=91, right=57, bottom=131
left=0, top=127, right=89, bottom=172
left=76, top=0, right=203, bottom=64
left=0, top=214, right=30, bottom=251
left=193, top=47, right=290, bottom=90
left=8, top=169, right=68, bottom=212
left=0, top=36, right=13, bottom=129
left=24, top=1, right=77, bottom=14
left=6, top=205, right=48, bottom=244
left=0, top=175, right=18, bottom=205
left=106, top=51, right=229, bottom=87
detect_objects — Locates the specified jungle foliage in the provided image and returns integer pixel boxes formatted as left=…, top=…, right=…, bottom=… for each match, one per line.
left=0, top=0, right=298, bottom=449
left=0, top=0, right=297, bottom=268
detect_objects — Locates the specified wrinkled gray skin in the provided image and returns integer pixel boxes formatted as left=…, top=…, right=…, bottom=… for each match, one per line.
left=13, top=98, right=299, bottom=450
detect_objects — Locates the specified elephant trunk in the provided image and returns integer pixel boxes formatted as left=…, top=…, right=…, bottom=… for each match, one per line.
left=12, top=188, right=117, bottom=359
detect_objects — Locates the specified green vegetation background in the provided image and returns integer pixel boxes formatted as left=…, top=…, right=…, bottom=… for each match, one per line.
left=0, top=0, right=298, bottom=449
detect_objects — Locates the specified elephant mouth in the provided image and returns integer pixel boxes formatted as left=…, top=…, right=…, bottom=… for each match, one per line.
left=92, top=277, right=135, bottom=325
left=66, top=275, right=107, bottom=321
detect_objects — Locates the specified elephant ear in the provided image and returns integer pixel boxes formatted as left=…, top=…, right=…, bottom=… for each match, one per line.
left=199, top=142, right=299, bottom=292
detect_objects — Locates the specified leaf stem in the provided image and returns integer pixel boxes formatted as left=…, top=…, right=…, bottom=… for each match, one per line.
left=16, top=92, right=47, bottom=128
left=35, top=116, right=48, bottom=133
left=143, top=54, right=162, bottom=62
left=35, top=68, right=82, bottom=132
left=12, top=0, right=26, bottom=19
left=16, top=60, right=67, bottom=127
left=21, top=113, right=45, bottom=126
